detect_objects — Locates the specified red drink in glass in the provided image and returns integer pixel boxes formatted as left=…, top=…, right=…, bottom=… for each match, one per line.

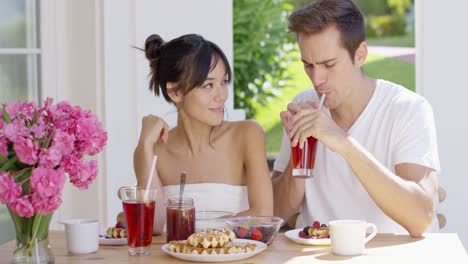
left=119, top=186, right=157, bottom=256
left=291, top=136, right=318, bottom=178
left=166, top=197, right=195, bottom=242
left=123, top=200, right=155, bottom=248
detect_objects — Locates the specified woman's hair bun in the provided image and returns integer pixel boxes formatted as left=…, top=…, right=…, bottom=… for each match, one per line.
left=144, top=34, right=164, bottom=61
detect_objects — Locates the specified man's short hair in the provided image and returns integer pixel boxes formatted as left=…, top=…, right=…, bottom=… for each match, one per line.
left=288, top=0, right=365, bottom=61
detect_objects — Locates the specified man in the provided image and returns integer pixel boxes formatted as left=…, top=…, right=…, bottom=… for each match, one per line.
left=272, top=0, right=440, bottom=237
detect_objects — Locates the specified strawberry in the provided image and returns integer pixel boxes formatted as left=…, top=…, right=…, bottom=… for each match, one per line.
left=251, top=229, right=263, bottom=241
left=298, top=231, right=306, bottom=238
left=237, top=227, right=249, bottom=238
left=312, top=221, right=320, bottom=229
left=318, top=233, right=329, bottom=239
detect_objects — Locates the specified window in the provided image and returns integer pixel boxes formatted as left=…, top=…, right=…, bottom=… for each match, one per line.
left=0, top=0, right=41, bottom=104
left=0, top=0, right=41, bottom=245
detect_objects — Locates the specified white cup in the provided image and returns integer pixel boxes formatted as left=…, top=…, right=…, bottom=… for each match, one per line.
left=329, top=220, right=377, bottom=256
left=62, top=219, right=99, bottom=254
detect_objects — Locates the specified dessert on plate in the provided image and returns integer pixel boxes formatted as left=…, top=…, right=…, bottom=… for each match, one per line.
left=167, top=228, right=257, bottom=255
left=298, top=221, right=330, bottom=239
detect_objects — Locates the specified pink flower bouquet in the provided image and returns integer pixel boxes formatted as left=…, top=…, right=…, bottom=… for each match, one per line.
left=0, top=98, right=107, bottom=262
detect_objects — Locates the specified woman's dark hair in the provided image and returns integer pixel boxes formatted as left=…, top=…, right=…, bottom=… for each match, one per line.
left=288, top=0, right=365, bottom=62
left=144, top=34, right=232, bottom=103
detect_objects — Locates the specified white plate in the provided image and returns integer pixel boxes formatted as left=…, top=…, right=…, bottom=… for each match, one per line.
left=99, top=237, right=127, bottom=246
left=284, top=229, right=331, bottom=246
left=161, top=238, right=267, bottom=262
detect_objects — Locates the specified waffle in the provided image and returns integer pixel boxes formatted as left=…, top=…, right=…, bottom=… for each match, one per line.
left=186, top=228, right=236, bottom=248
left=168, top=240, right=256, bottom=255
left=308, top=227, right=329, bottom=237
left=106, top=227, right=127, bottom=238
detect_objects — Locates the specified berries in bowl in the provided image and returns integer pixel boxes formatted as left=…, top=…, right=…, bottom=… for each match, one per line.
left=224, top=216, right=284, bottom=245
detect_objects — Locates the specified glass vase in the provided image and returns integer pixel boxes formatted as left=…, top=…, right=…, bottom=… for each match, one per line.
left=9, top=209, right=55, bottom=264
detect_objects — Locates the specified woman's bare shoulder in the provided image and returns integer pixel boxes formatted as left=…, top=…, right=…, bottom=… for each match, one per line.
left=225, top=120, right=265, bottom=140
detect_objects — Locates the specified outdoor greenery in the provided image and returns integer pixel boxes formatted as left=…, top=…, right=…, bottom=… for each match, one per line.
left=365, top=14, right=406, bottom=38
left=367, top=31, right=414, bottom=47
left=233, top=0, right=296, bottom=118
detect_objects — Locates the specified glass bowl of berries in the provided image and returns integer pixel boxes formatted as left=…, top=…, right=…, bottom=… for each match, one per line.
left=224, top=216, right=284, bottom=245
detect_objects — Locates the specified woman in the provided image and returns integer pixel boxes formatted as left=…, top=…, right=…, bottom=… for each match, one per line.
left=134, top=34, right=273, bottom=234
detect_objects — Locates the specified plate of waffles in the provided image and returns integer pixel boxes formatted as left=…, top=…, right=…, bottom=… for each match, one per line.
left=162, top=228, right=267, bottom=262
left=99, top=227, right=127, bottom=246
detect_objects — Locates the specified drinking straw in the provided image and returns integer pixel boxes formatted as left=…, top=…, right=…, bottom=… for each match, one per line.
left=318, top=93, right=327, bottom=109
left=144, top=155, right=157, bottom=201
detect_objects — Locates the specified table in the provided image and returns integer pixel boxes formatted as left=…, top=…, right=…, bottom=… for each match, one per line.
left=1, top=231, right=467, bottom=263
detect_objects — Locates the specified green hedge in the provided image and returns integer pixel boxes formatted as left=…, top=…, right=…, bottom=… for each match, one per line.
left=366, top=15, right=406, bottom=38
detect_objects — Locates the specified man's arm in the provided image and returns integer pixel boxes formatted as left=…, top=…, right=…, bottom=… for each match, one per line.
left=290, top=103, right=438, bottom=237
left=272, top=162, right=306, bottom=222
left=339, top=137, right=438, bottom=237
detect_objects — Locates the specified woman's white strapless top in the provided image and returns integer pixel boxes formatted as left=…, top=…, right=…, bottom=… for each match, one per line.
left=163, top=183, right=249, bottom=214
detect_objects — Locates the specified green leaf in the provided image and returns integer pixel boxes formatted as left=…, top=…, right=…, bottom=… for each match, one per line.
left=31, top=214, right=43, bottom=241
left=8, top=208, right=29, bottom=244
left=0, top=155, right=18, bottom=172
left=33, top=111, right=38, bottom=124
left=2, top=104, right=12, bottom=124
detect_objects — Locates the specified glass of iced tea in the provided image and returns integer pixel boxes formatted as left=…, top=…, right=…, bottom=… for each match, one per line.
left=291, top=136, right=318, bottom=178
left=119, top=186, right=156, bottom=256
left=166, top=197, right=195, bottom=242
left=289, top=94, right=325, bottom=178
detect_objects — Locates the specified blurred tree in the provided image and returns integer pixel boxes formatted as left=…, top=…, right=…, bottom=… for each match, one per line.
left=387, top=0, right=412, bottom=16
left=233, top=0, right=295, bottom=118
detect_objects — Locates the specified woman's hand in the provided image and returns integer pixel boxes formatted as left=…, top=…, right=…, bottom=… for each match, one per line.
left=138, top=115, right=169, bottom=147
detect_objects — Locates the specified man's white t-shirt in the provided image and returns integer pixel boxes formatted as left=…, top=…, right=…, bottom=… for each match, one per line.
left=274, top=79, right=441, bottom=233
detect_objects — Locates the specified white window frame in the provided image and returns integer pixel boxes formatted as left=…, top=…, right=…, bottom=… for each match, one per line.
left=0, top=0, right=41, bottom=103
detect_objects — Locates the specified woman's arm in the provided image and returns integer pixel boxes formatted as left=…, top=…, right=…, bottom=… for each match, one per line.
left=236, top=121, right=273, bottom=216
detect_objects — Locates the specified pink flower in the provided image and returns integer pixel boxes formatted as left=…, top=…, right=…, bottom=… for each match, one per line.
left=39, top=147, right=62, bottom=168
left=61, top=154, right=81, bottom=176
left=13, top=137, right=39, bottom=165
left=0, top=136, right=8, bottom=157
left=49, top=101, right=76, bottom=133
left=30, top=123, right=46, bottom=139
left=11, top=197, right=34, bottom=218
left=75, top=117, right=107, bottom=156
left=30, top=167, right=65, bottom=198
left=6, top=101, right=36, bottom=121
left=3, top=119, right=29, bottom=142
left=31, top=192, right=62, bottom=215
left=69, top=160, right=98, bottom=190
left=52, top=130, right=75, bottom=156
left=0, top=172, right=22, bottom=204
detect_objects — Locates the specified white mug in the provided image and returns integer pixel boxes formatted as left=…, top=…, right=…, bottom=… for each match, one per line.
left=62, top=219, right=99, bottom=254
left=329, top=220, right=377, bottom=256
